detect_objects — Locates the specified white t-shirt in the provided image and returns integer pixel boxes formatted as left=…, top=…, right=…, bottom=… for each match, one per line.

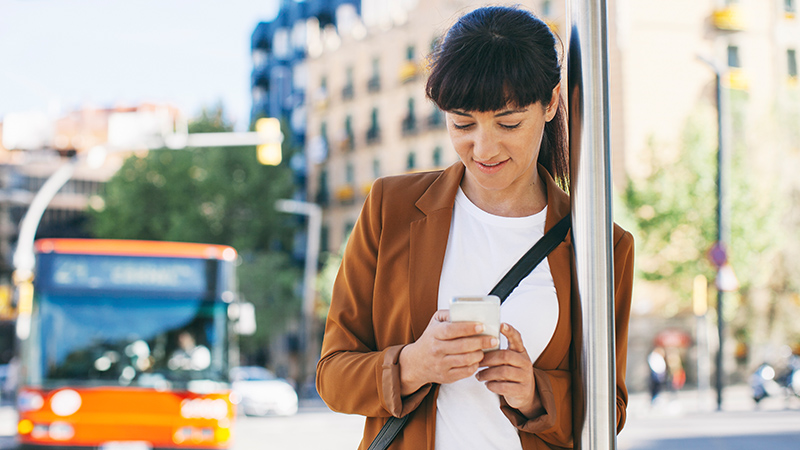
left=435, top=188, right=559, bottom=450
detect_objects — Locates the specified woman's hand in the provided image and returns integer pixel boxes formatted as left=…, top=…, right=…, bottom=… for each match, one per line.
left=399, top=310, right=498, bottom=396
left=476, top=323, right=538, bottom=418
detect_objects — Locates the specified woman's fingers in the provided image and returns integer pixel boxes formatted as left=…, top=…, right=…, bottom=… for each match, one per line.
left=501, top=323, right=526, bottom=353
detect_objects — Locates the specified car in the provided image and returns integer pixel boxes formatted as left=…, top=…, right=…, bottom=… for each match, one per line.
left=230, top=366, right=298, bottom=417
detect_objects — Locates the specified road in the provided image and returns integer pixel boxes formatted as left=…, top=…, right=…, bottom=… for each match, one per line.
left=2, top=385, right=800, bottom=449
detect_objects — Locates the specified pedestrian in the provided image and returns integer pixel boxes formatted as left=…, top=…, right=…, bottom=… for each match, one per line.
left=316, top=5, right=634, bottom=450
left=647, top=346, right=667, bottom=403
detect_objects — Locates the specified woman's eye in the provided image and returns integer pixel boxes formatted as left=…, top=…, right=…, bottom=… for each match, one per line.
left=453, top=122, right=474, bottom=130
left=500, top=122, right=521, bottom=130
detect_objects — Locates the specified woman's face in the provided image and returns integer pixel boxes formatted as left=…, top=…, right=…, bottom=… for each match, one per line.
left=446, top=90, right=559, bottom=205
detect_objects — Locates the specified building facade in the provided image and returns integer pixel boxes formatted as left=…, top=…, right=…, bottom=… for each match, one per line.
left=303, top=0, right=564, bottom=253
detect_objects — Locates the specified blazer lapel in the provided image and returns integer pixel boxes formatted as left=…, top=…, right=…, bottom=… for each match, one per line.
left=408, top=163, right=464, bottom=340
left=537, top=165, right=574, bottom=369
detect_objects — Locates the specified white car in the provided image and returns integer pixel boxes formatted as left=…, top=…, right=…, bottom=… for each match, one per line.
left=230, top=366, right=298, bottom=417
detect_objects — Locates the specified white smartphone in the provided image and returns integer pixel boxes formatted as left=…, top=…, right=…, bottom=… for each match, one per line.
left=449, top=295, right=501, bottom=351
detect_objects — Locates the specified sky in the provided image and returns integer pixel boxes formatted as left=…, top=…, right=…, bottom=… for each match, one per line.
left=0, top=0, right=281, bottom=130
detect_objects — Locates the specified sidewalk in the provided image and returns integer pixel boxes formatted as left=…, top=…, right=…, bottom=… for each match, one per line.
left=620, top=384, right=800, bottom=450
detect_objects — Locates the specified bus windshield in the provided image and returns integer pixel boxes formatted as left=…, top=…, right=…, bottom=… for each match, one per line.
left=34, top=292, right=228, bottom=390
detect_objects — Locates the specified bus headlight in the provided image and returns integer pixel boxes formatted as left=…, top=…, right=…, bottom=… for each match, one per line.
left=17, top=390, right=44, bottom=412
left=49, top=421, right=75, bottom=440
left=50, top=389, right=82, bottom=416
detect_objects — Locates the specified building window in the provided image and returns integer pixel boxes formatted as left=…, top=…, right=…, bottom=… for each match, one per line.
left=542, top=0, right=552, bottom=16
left=368, top=58, right=381, bottom=92
left=346, top=162, right=355, bottom=184
left=402, top=98, right=417, bottom=135
left=320, top=225, right=330, bottom=254
left=406, top=45, right=415, bottom=61
left=343, top=115, right=354, bottom=151
left=316, top=169, right=330, bottom=205
left=367, top=107, right=381, bottom=144
left=432, top=146, right=443, bottom=167
left=342, top=66, right=354, bottom=100
left=727, top=45, right=740, bottom=68
left=372, top=158, right=381, bottom=178
left=788, top=49, right=798, bottom=78
left=320, top=121, right=328, bottom=144
left=407, top=151, right=416, bottom=171
left=428, top=108, right=445, bottom=129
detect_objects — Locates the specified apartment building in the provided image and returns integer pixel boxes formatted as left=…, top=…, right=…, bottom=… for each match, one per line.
left=302, top=0, right=799, bottom=257
left=303, top=0, right=564, bottom=253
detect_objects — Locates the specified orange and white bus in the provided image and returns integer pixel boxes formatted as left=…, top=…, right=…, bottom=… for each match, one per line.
left=16, top=239, right=243, bottom=450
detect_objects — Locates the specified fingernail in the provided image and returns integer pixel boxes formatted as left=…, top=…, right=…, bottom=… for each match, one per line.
left=490, top=338, right=499, bottom=347
left=475, top=324, right=484, bottom=333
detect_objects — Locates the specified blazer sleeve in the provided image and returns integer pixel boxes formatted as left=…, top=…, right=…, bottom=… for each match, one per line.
left=316, top=178, right=432, bottom=418
left=502, top=227, right=635, bottom=447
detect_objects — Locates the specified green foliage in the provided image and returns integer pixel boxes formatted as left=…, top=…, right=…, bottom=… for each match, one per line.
left=621, top=101, right=781, bottom=312
left=89, top=105, right=302, bottom=351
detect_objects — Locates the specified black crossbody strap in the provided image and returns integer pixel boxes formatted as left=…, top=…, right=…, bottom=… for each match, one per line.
left=368, top=213, right=571, bottom=450
left=366, top=414, right=410, bottom=450
left=489, top=213, right=572, bottom=302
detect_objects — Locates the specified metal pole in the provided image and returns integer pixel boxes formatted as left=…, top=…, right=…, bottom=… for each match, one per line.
left=275, top=199, right=322, bottom=393
left=713, top=70, right=725, bottom=411
left=713, top=66, right=732, bottom=411
left=567, top=0, right=616, bottom=448
left=696, top=55, right=730, bottom=411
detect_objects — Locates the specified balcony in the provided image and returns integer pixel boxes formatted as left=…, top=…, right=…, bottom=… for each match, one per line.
left=342, top=84, right=354, bottom=101
left=367, top=76, right=381, bottom=93
left=339, top=134, right=355, bottom=152
left=401, top=116, right=418, bottom=136
left=335, top=185, right=355, bottom=204
left=251, top=22, right=272, bottom=51
left=711, top=6, right=745, bottom=31
left=427, top=110, right=445, bottom=130
left=399, top=61, right=419, bottom=83
left=725, top=68, right=749, bottom=91
left=251, top=66, right=270, bottom=88
left=366, top=127, right=381, bottom=145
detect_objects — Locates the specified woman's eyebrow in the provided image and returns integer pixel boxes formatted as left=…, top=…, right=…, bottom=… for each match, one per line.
left=449, top=109, right=528, bottom=117
left=494, top=108, right=527, bottom=117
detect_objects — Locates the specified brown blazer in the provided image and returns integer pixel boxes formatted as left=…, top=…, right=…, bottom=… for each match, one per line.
left=317, top=162, right=635, bottom=450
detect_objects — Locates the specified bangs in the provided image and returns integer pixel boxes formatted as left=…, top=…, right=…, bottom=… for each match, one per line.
left=428, top=39, right=548, bottom=112
left=425, top=6, right=560, bottom=113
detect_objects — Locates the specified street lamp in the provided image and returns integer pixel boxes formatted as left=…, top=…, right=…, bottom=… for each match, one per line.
left=274, top=199, right=322, bottom=394
left=697, top=54, right=733, bottom=411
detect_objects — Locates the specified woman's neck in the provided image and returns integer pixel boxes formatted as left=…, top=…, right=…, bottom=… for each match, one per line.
left=460, top=174, right=548, bottom=217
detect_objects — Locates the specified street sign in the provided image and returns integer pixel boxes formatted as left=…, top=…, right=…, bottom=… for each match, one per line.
left=708, top=242, right=728, bottom=268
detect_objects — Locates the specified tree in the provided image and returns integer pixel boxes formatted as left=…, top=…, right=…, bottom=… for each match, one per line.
left=621, top=101, right=782, bottom=315
left=89, top=105, right=302, bottom=360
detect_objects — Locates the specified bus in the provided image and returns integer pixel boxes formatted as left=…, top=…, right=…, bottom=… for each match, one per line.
left=15, top=238, right=245, bottom=450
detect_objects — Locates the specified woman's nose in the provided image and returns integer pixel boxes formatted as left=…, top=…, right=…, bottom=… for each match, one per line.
left=472, top=128, right=498, bottom=159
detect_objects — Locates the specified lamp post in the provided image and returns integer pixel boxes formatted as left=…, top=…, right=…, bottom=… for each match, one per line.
left=697, top=55, right=732, bottom=411
left=274, top=199, right=322, bottom=395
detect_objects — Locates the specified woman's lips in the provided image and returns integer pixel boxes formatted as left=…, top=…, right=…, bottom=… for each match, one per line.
left=474, top=159, right=508, bottom=173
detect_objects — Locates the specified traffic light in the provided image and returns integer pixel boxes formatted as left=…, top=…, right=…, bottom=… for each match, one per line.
left=255, top=117, right=282, bottom=165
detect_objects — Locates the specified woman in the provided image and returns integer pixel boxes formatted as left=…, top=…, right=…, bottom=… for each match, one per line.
left=316, top=6, right=634, bottom=450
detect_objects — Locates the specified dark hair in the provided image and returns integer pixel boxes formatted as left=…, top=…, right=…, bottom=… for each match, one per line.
left=426, top=6, right=568, bottom=188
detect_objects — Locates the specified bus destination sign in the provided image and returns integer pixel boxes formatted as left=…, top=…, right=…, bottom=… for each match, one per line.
left=47, top=254, right=208, bottom=293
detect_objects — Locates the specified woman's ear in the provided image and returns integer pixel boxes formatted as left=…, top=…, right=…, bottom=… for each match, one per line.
left=545, top=83, right=561, bottom=122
